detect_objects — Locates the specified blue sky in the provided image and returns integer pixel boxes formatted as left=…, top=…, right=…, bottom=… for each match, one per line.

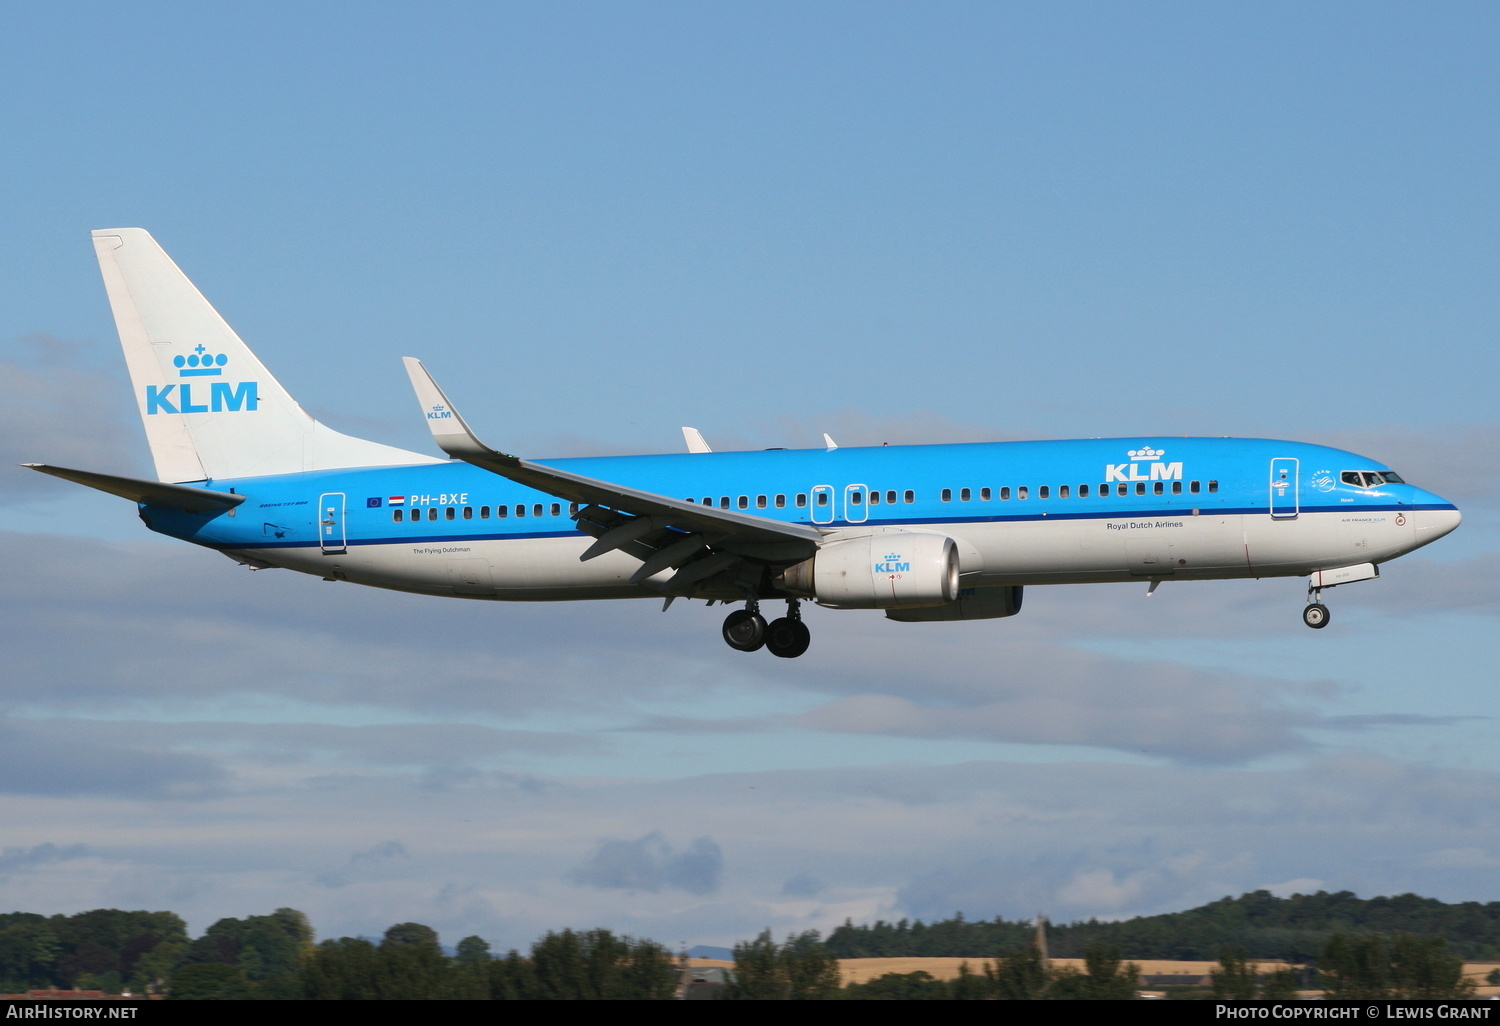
left=1, top=2, right=1497, bottom=950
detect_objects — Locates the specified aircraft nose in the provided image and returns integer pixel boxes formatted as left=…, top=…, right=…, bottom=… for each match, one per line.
left=1409, top=506, right=1461, bottom=542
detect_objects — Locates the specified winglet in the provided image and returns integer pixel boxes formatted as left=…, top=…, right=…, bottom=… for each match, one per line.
left=681, top=426, right=712, bottom=453
left=402, top=357, right=516, bottom=464
left=823, top=433, right=839, bottom=451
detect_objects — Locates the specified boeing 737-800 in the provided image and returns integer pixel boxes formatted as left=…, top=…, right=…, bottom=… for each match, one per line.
left=26, top=229, right=1462, bottom=658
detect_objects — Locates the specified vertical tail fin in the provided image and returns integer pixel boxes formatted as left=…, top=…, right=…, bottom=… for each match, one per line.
left=91, top=228, right=438, bottom=482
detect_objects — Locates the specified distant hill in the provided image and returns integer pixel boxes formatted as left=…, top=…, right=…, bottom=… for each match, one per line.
left=824, top=890, right=1500, bottom=962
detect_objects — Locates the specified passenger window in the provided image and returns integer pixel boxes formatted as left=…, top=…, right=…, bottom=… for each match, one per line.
left=959, top=487, right=970, bottom=501
left=463, top=506, right=473, bottom=519
left=515, top=505, right=525, bottom=518
left=756, top=495, right=767, bottom=508
left=796, top=493, right=808, bottom=507
left=1018, top=486, right=1029, bottom=500
left=1001, top=487, right=1010, bottom=500
left=533, top=504, right=544, bottom=517
left=393, top=509, right=403, bottom=522
left=1190, top=481, right=1200, bottom=494
left=551, top=503, right=561, bottom=516
left=497, top=505, right=508, bottom=518
left=1171, top=482, right=1181, bottom=495
left=737, top=495, right=748, bottom=509
left=850, top=492, right=863, bottom=505
left=980, top=487, right=991, bottom=501
left=480, top=506, right=490, bottom=519
left=868, top=491, right=880, bottom=505
left=1039, top=486, right=1050, bottom=499
left=941, top=489, right=952, bottom=502
left=428, top=508, right=438, bottom=521
left=887, top=490, right=897, bottom=504
left=570, top=503, right=580, bottom=515
left=1153, top=482, right=1163, bottom=495
left=816, top=493, right=829, bottom=506
left=903, top=490, right=914, bottom=503
left=1117, top=484, right=1127, bottom=497
left=1079, top=484, right=1089, bottom=497
left=1060, top=485, right=1070, bottom=498
left=720, top=497, right=730, bottom=509
left=1135, top=483, right=1145, bottom=496
left=775, top=494, right=786, bottom=508
left=1208, top=481, right=1219, bottom=493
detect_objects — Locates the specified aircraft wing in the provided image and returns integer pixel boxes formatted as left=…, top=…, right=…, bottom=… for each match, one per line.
left=402, top=360, right=823, bottom=582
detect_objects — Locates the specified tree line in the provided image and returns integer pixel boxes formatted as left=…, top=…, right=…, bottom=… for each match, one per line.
left=0, top=894, right=1488, bottom=999
left=825, top=889, right=1500, bottom=961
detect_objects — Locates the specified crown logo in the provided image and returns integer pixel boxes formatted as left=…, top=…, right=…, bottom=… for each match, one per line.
left=1127, top=446, right=1164, bottom=460
left=884, top=552, right=902, bottom=561
left=173, top=344, right=228, bottom=377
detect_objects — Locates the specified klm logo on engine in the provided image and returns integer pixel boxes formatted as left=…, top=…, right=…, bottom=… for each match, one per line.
left=1105, top=446, right=1182, bottom=483
left=146, top=345, right=259, bottom=415
left=873, top=551, right=910, bottom=573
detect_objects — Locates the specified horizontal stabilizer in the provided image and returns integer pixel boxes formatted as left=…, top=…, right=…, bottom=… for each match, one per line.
left=22, top=464, right=245, bottom=512
left=402, top=358, right=824, bottom=553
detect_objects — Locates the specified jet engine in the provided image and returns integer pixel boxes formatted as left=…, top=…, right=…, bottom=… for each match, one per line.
left=885, top=585, right=1024, bottom=621
left=779, top=532, right=959, bottom=609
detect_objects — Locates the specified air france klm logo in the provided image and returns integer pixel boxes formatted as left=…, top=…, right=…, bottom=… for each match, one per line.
left=1105, top=445, right=1182, bottom=483
left=428, top=404, right=452, bottom=420
left=146, top=345, right=259, bottom=415
left=874, top=551, right=910, bottom=574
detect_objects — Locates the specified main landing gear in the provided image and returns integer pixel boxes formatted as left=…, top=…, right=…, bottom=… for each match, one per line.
left=722, top=599, right=810, bottom=658
left=1303, top=584, right=1331, bottom=629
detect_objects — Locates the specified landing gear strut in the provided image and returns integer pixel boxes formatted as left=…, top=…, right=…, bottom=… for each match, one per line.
left=765, top=599, right=811, bottom=659
left=722, top=598, right=811, bottom=657
left=1303, top=585, right=1331, bottom=629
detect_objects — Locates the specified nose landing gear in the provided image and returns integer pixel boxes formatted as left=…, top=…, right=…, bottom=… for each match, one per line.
left=722, top=599, right=810, bottom=657
left=1303, top=584, right=1330, bottom=629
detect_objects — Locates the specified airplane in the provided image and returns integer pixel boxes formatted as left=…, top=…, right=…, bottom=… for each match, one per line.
left=25, top=228, right=1462, bottom=659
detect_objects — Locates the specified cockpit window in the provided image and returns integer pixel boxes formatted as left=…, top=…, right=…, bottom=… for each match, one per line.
left=1341, top=470, right=1403, bottom=488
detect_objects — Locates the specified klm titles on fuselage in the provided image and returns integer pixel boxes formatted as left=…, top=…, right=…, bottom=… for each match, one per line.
left=145, top=346, right=259, bottom=415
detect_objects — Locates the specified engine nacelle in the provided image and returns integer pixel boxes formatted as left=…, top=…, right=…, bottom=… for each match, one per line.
left=780, top=532, right=959, bottom=609
left=885, top=585, right=1024, bottom=622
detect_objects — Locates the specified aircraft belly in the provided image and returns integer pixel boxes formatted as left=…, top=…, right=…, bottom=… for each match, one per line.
left=226, top=537, right=659, bottom=601
left=960, top=515, right=1250, bottom=584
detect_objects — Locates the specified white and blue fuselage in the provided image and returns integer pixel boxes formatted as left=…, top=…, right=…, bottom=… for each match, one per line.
left=147, top=436, right=1457, bottom=602
left=31, top=229, right=1461, bottom=657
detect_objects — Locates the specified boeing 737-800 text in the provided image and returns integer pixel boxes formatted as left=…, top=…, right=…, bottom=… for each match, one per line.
left=26, top=229, right=1462, bottom=658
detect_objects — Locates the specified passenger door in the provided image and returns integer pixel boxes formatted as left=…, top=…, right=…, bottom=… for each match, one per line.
left=1269, top=458, right=1299, bottom=519
left=318, top=492, right=347, bottom=553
